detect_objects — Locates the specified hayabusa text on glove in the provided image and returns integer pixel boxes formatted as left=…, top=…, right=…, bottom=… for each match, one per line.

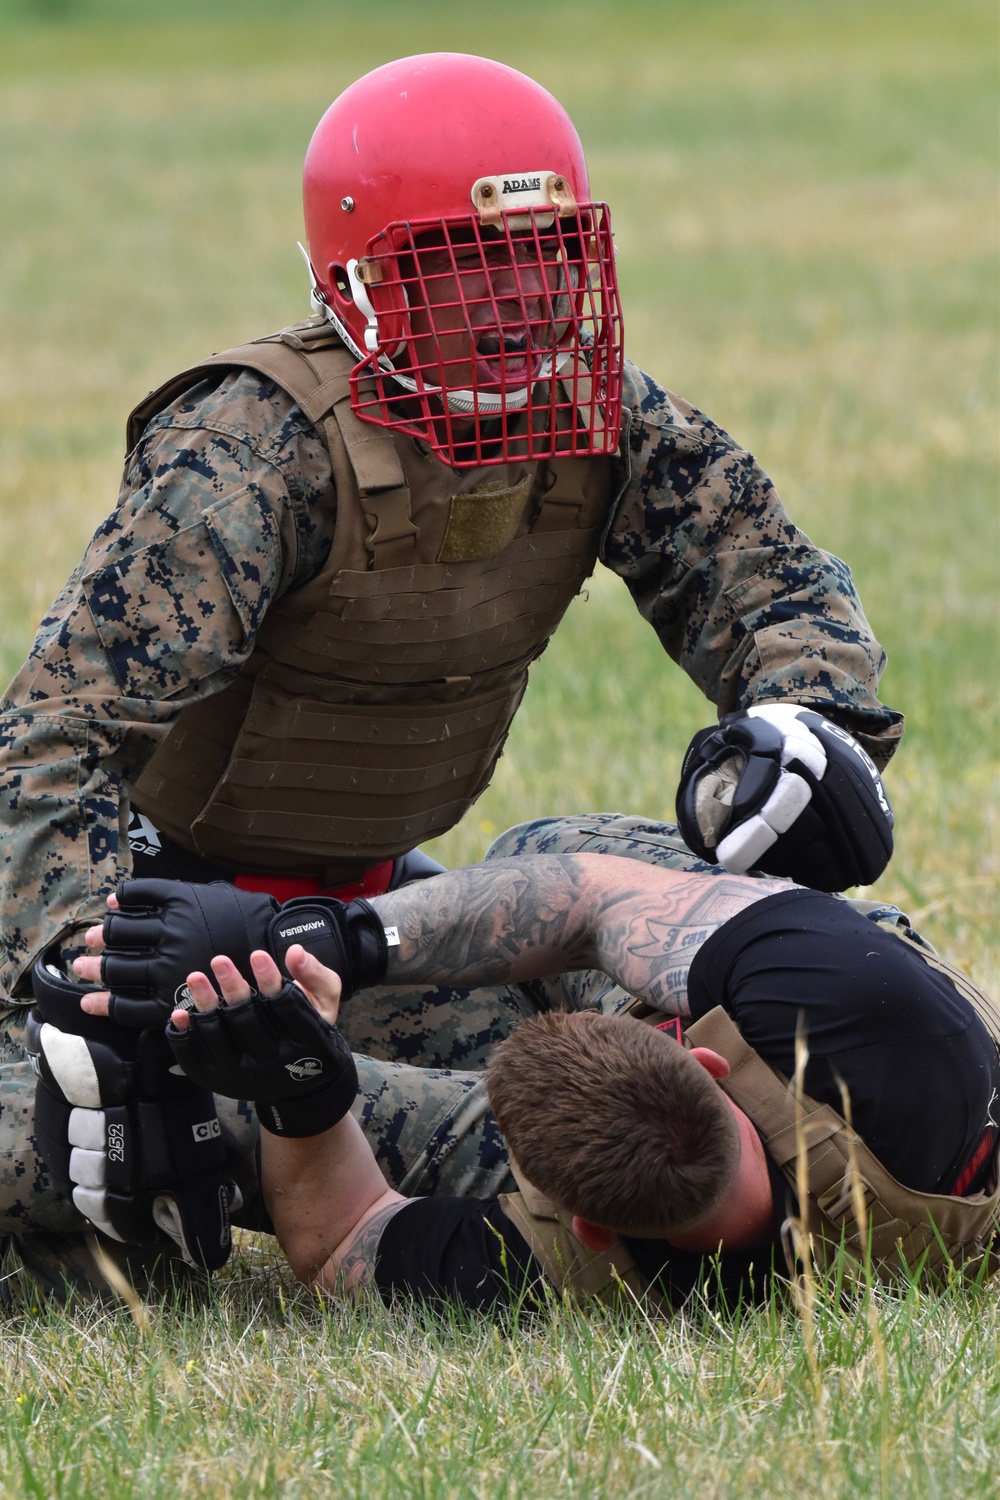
left=98, top=878, right=390, bottom=1027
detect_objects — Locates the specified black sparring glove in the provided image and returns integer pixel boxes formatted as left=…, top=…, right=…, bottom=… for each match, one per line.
left=98, top=878, right=391, bottom=1027
left=676, top=704, right=894, bottom=891
left=166, top=978, right=358, bottom=1138
left=28, top=956, right=238, bottom=1271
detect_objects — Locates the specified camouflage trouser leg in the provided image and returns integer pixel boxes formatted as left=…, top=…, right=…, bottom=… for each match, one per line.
left=353, top=1055, right=512, bottom=1199
left=485, top=812, right=716, bottom=869
left=336, top=980, right=537, bottom=1069
left=0, top=1005, right=80, bottom=1239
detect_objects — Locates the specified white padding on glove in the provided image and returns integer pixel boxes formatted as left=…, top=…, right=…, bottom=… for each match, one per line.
left=38, top=1024, right=102, bottom=1108
left=746, top=703, right=828, bottom=779
left=68, top=1105, right=116, bottom=1234
left=68, top=1107, right=105, bottom=1151
left=716, top=768, right=813, bottom=873
left=69, top=1145, right=106, bottom=1189
left=152, top=1189, right=243, bottom=1270
left=71, top=1185, right=124, bottom=1242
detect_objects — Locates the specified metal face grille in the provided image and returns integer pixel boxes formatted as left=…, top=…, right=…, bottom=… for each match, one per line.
left=346, top=205, right=624, bottom=469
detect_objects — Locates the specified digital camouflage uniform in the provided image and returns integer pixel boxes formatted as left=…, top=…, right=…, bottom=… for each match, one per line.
left=0, top=815, right=913, bottom=1290
left=0, top=357, right=902, bottom=998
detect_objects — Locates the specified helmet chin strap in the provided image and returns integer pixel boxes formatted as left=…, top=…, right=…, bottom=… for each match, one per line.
left=387, top=368, right=532, bottom=416
left=299, top=242, right=369, bottom=361
left=298, top=243, right=570, bottom=416
left=383, top=346, right=573, bottom=415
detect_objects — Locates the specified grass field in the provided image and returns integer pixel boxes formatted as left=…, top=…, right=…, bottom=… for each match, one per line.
left=0, top=0, right=998, bottom=1494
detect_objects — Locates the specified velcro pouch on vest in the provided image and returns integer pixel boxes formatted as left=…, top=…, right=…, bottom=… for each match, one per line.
left=437, top=474, right=535, bottom=563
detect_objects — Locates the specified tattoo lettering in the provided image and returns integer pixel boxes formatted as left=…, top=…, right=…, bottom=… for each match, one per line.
left=598, top=878, right=787, bottom=1016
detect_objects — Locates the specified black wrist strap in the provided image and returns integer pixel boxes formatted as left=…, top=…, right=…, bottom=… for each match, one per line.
left=268, top=897, right=388, bottom=1001
left=346, top=898, right=390, bottom=993
left=254, top=1058, right=358, bottom=1138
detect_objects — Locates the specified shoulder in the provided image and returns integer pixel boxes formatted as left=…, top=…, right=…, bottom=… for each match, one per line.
left=703, top=889, right=983, bottom=1051
left=135, top=366, right=318, bottom=470
left=622, top=360, right=749, bottom=459
left=605, top=363, right=767, bottom=553
left=129, top=318, right=351, bottom=455
left=123, top=356, right=334, bottom=544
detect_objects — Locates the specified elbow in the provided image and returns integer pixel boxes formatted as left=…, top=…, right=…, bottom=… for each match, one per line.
left=275, top=1223, right=341, bottom=1293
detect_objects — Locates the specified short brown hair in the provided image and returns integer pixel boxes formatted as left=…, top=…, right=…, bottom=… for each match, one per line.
left=486, top=1012, right=740, bottom=1236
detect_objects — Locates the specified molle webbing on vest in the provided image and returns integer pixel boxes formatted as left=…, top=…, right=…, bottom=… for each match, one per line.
left=128, top=320, right=614, bottom=881
left=497, top=1159, right=671, bottom=1314
left=685, top=998, right=1000, bottom=1284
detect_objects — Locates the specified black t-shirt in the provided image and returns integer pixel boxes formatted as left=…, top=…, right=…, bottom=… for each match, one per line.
left=371, top=1195, right=543, bottom=1313
left=687, top=889, right=998, bottom=1195
left=374, top=890, right=999, bottom=1312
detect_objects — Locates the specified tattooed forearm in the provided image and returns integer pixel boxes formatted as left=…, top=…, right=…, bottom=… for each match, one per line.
left=372, top=857, right=600, bottom=987
left=332, top=1199, right=413, bottom=1295
left=371, top=855, right=793, bottom=1015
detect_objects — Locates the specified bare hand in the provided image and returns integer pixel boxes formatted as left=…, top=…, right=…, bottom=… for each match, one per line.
left=170, top=944, right=342, bottom=1031
left=74, top=891, right=117, bottom=1014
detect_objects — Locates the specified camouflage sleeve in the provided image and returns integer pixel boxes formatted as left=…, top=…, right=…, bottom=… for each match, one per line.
left=601, top=362, right=903, bottom=766
left=0, top=370, right=336, bottom=996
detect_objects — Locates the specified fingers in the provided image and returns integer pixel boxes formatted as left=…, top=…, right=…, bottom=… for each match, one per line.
left=207, top=956, right=253, bottom=1006
left=175, top=956, right=255, bottom=1035
left=77, top=944, right=344, bottom=1034
left=73, top=955, right=103, bottom=984
left=248, top=949, right=283, bottom=998
left=170, top=966, right=226, bottom=1026
left=185, top=970, right=221, bottom=1009
left=83, top=893, right=117, bottom=952
left=285, top=944, right=342, bottom=1025
left=169, top=965, right=220, bottom=1032
left=74, top=952, right=110, bottom=1014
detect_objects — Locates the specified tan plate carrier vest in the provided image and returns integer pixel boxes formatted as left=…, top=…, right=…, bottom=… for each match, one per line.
left=498, top=926, right=1000, bottom=1311
left=125, top=319, right=615, bottom=884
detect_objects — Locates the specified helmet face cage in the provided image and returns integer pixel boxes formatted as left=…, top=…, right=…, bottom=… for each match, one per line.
left=330, top=204, right=623, bottom=469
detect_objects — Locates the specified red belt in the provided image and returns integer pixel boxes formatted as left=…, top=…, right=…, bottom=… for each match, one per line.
left=950, top=1127, right=997, bottom=1197
left=233, top=858, right=396, bottom=905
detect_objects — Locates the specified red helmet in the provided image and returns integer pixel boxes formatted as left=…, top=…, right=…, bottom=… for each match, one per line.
left=302, top=54, right=624, bottom=468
